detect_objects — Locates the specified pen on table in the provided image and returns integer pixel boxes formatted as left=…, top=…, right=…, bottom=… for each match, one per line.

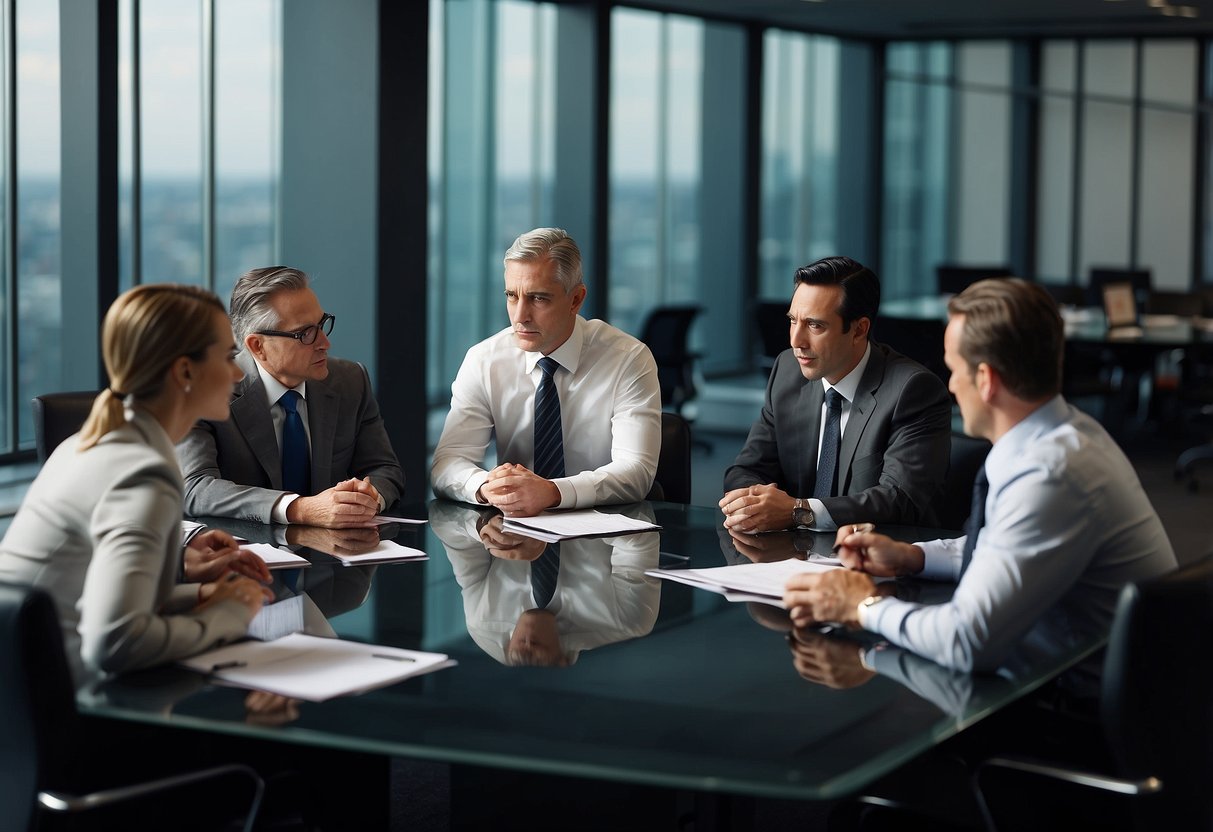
left=372, top=653, right=416, bottom=662
left=210, top=660, right=246, bottom=671
left=831, top=523, right=876, bottom=553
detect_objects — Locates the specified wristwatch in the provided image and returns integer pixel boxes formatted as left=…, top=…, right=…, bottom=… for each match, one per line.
left=792, top=498, right=815, bottom=528
left=857, top=594, right=887, bottom=625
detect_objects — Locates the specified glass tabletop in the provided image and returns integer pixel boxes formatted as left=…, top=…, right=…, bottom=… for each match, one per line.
left=81, top=501, right=1103, bottom=802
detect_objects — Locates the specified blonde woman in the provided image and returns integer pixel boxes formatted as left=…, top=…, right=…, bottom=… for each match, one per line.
left=0, top=284, right=270, bottom=676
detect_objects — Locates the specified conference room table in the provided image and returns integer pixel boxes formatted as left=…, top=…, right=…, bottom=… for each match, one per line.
left=77, top=501, right=1104, bottom=830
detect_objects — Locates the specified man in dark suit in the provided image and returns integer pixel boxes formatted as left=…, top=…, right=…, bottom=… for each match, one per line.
left=177, top=267, right=404, bottom=527
left=720, top=256, right=950, bottom=532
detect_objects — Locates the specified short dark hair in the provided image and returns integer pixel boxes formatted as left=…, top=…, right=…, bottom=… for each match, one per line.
left=793, top=256, right=880, bottom=333
left=947, top=277, right=1063, bottom=400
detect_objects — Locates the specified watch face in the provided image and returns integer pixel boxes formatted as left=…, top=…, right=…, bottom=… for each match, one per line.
left=793, top=507, right=814, bottom=527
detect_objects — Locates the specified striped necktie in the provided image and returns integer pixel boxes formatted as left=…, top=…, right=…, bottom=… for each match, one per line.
left=533, top=357, right=565, bottom=480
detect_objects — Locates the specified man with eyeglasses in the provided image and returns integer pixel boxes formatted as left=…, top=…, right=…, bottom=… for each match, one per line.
left=177, top=266, right=404, bottom=527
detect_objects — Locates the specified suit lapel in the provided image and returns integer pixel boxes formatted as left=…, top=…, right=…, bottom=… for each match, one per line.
left=797, top=379, right=824, bottom=495
left=231, top=351, right=282, bottom=488
left=838, top=345, right=886, bottom=492
left=308, top=379, right=338, bottom=492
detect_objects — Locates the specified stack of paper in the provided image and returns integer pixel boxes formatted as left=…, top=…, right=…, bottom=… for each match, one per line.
left=180, top=633, right=454, bottom=701
left=645, top=558, right=843, bottom=608
left=324, top=539, right=428, bottom=566
left=501, top=509, right=660, bottom=542
left=242, top=542, right=312, bottom=570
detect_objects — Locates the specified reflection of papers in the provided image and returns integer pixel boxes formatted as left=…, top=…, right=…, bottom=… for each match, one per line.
left=179, top=633, right=454, bottom=701
left=371, top=515, right=427, bottom=525
left=242, top=542, right=312, bottom=570
left=645, top=559, right=842, bottom=608
left=325, top=539, right=428, bottom=566
left=247, top=594, right=305, bottom=641
left=502, top=509, right=661, bottom=542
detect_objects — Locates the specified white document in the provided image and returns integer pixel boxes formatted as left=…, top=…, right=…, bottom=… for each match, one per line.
left=246, top=595, right=305, bottom=641
left=645, top=558, right=843, bottom=609
left=371, top=515, right=428, bottom=525
left=179, top=633, right=455, bottom=701
left=501, top=509, right=661, bottom=541
left=241, top=542, right=312, bottom=570
left=326, top=539, right=428, bottom=566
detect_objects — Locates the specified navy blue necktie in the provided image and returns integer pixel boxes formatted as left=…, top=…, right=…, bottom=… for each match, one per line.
left=279, top=390, right=311, bottom=496
left=959, top=466, right=989, bottom=577
left=813, top=388, right=843, bottom=499
left=533, top=357, right=565, bottom=480
left=530, top=543, right=561, bottom=609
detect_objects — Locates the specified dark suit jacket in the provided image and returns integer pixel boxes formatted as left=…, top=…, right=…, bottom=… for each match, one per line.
left=723, top=342, right=951, bottom=526
left=177, top=351, right=404, bottom=522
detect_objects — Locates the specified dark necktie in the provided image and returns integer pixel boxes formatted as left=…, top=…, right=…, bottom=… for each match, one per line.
left=530, top=543, right=561, bottom=609
left=813, top=388, right=844, bottom=499
left=959, top=466, right=989, bottom=577
left=533, top=357, right=565, bottom=480
left=279, top=390, right=311, bottom=495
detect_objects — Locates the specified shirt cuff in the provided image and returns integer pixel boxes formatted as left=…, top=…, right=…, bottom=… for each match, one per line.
left=272, top=493, right=300, bottom=525
left=808, top=498, right=837, bottom=530
left=465, top=471, right=490, bottom=505
left=918, top=538, right=962, bottom=582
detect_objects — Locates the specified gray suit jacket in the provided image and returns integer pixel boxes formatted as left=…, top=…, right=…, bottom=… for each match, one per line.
left=177, top=351, right=405, bottom=522
left=0, top=409, right=250, bottom=677
left=724, top=342, right=951, bottom=526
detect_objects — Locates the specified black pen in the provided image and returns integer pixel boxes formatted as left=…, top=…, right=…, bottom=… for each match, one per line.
left=372, top=653, right=416, bottom=662
left=210, top=660, right=246, bottom=671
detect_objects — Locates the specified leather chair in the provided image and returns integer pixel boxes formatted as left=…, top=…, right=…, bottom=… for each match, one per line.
left=935, top=264, right=1014, bottom=296
left=32, top=391, right=98, bottom=464
left=0, top=581, right=264, bottom=831
left=647, top=412, right=692, bottom=504
left=936, top=433, right=991, bottom=531
left=754, top=301, right=791, bottom=372
left=639, top=305, right=710, bottom=452
left=973, top=554, right=1213, bottom=830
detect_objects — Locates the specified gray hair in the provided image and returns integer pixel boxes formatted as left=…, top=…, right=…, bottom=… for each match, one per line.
left=229, top=266, right=311, bottom=345
left=503, top=227, right=583, bottom=293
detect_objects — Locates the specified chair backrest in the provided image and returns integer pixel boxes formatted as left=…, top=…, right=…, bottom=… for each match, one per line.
left=1100, top=554, right=1213, bottom=827
left=32, top=391, right=99, bottom=464
left=639, top=306, right=702, bottom=409
left=935, top=264, right=1014, bottom=296
left=754, top=302, right=790, bottom=367
left=936, top=433, right=991, bottom=530
left=648, top=412, right=692, bottom=504
left=0, top=582, right=79, bottom=832
left=1087, top=267, right=1152, bottom=311
left=871, top=318, right=948, bottom=385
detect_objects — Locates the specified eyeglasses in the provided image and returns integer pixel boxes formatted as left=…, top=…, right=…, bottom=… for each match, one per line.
left=256, top=313, right=335, bottom=346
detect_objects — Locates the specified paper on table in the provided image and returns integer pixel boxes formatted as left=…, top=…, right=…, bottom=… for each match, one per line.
left=326, top=539, right=428, bottom=566
left=247, top=595, right=305, bottom=641
left=371, top=515, right=427, bottom=525
left=501, top=509, right=660, bottom=541
left=179, top=633, right=454, bottom=701
left=645, top=558, right=843, bottom=609
left=241, top=542, right=312, bottom=570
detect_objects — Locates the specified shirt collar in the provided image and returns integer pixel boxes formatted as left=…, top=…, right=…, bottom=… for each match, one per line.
left=985, top=394, right=1069, bottom=473
left=822, top=342, right=872, bottom=404
left=254, top=358, right=307, bottom=407
left=524, top=316, right=586, bottom=375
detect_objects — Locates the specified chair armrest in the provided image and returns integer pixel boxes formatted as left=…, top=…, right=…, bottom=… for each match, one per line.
left=977, top=755, right=1162, bottom=796
left=40, top=763, right=264, bottom=832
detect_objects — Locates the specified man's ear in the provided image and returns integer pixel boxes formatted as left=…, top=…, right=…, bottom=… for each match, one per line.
left=569, top=284, right=587, bottom=315
left=976, top=362, right=998, bottom=402
left=852, top=316, right=871, bottom=342
left=244, top=333, right=267, bottom=362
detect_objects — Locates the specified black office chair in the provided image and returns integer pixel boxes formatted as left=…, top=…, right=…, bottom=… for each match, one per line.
left=935, top=264, right=1014, bottom=296
left=647, top=412, right=692, bottom=504
left=32, top=391, right=99, bottom=464
left=753, top=300, right=790, bottom=372
left=973, top=554, right=1213, bottom=831
left=0, top=581, right=265, bottom=831
left=872, top=318, right=948, bottom=386
left=936, top=433, right=991, bottom=531
left=639, top=305, right=710, bottom=452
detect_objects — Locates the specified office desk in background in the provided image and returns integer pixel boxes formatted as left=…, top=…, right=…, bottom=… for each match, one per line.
left=79, top=502, right=1103, bottom=829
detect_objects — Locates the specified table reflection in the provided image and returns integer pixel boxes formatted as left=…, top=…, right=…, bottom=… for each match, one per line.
left=429, top=500, right=661, bottom=667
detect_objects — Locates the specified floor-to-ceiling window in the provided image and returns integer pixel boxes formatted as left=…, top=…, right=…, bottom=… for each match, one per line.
left=759, top=29, right=841, bottom=300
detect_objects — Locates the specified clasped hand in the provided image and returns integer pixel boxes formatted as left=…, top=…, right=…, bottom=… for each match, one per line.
left=477, top=514, right=546, bottom=561
left=184, top=528, right=272, bottom=584
left=478, top=463, right=560, bottom=517
left=287, top=477, right=381, bottom=528
left=719, top=484, right=795, bottom=534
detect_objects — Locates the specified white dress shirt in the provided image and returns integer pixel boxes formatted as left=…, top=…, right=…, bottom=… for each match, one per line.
left=255, top=361, right=311, bottom=524
left=807, top=343, right=872, bottom=529
left=431, top=316, right=662, bottom=508
left=858, top=395, right=1176, bottom=672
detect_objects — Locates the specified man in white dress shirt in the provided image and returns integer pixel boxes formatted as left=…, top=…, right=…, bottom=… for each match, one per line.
left=431, top=227, right=661, bottom=516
